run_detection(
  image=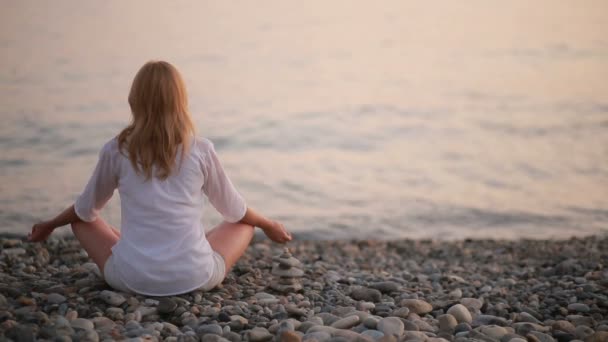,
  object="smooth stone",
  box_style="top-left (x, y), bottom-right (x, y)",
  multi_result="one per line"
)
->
top-left (370, 282), bottom-right (400, 293)
top-left (472, 315), bottom-right (509, 327)
top-left (449, 288), bottom-right (463, 299)
top-left (351, 288), bottom-right (383, 303)
top-left (47, 293), bottom-right (67, 304)
top-left (574, 326), bottom-right (595, 340)
top-left (567, 304), bottom-right (590, 313)
top-left (460, 298), bottom-right (483, 311)
top-left (71, 318), bottom-right (94, 330)
top-left (508, 338), bottom-right (527, 342)
top-left (91, 316), bottom-right (115, 330)
top-left (317, 313), bottom-right (341, 326)
top-left (447, 304), bottom-right (472, 324)
top-left (527, 331), bottom-right (555, 342)
top-left (278, 257), bottom-right (303, 268)
top-left (197, 324), bottom-right (223, 336)
top-left (391, 307), bottom-right (410, 318)
top-left (585, 332), bottom-right (608, 342)
top-left (2, 248), bottom-right (26, 256)
top-left (303, 331), bottom-right (332, 342)
top-left (279, 330), bottom-right (303, 342)
top-left (331, 315), bottom-right (360, 329)
top-left (364, 317), bottom-right (379, 329)
top-left (201, 335), bottom-right (229, 342)
top-left (333, 329), bottom-right (373, 341)
top-left (403, 331), bottom-right (429, 341)
top-left (553, 320), bottom-right (576, 334)
top-left (400, 299), bottom-right (432, 315)
top-left (230, 315), bottom-right (248, 325)
top-left (377, 317), bottom-right (404, 337)
top-left (468, 329), bottom-right (500, 342)
top-left (403, 320), bottom-right (419, 332)
top-left (99, 290), bottom-right (126, 306)
top-left (157, 298), bottom-right (178, 314)
top-left (438, 314), bottom-right (458, 332)
top-left (478, 325), bottom-right (509, 339)
top-left (454, 323), bottom-right (472, 334)
top-left (516, 312), bottom-right (540, 324)
top-left (513, 323), bottom-right (550, 334)
top-left (272, 267), bottom-right (304, 277)
top-left (279, 320), bottom-right (296, 332)
top-left (248, 327), bottom-right (273, 342)
top-left (362, 330), bottom-right (385, 340)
